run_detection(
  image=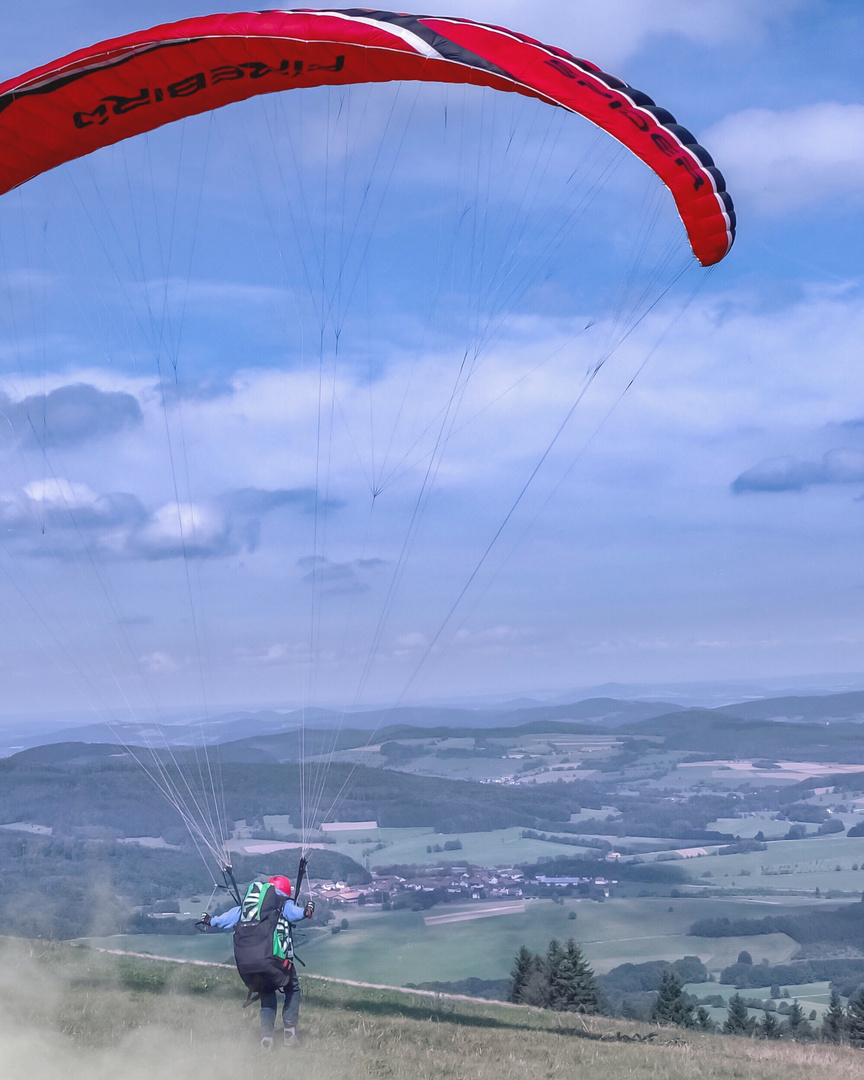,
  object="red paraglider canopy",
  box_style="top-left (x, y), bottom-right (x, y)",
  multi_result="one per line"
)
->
top-left (0, 9), bottom-right (735, 265)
